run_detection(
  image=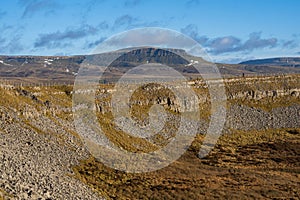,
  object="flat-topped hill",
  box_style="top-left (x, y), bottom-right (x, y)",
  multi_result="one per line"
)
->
top-left (1, 48), bottom-right (300, 84)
